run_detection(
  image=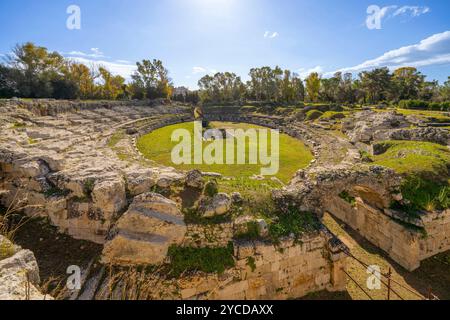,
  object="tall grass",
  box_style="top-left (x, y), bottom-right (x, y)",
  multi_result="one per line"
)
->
top-left (0, 190), bottom-right (36, 241)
